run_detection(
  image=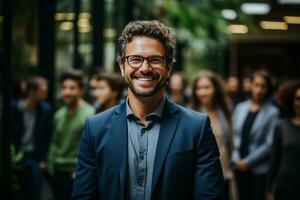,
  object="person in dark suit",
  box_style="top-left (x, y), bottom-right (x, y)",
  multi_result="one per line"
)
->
top-left (12, 76), bottom-right (52, 200)
top-left (72, 20), bottom-right (224, 200)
